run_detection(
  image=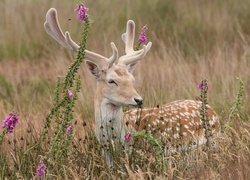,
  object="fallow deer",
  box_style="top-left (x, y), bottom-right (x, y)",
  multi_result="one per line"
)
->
top-left (44, 8), bottom-right (220, 165)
